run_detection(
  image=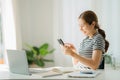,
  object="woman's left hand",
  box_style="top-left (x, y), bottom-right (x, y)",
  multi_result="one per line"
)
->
top-left (61, 43), bottom-right (75, 56)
